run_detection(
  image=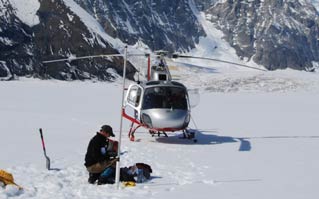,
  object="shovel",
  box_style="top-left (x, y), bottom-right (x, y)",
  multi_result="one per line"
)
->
top-left (39, 128), bottom-right (51, 170)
